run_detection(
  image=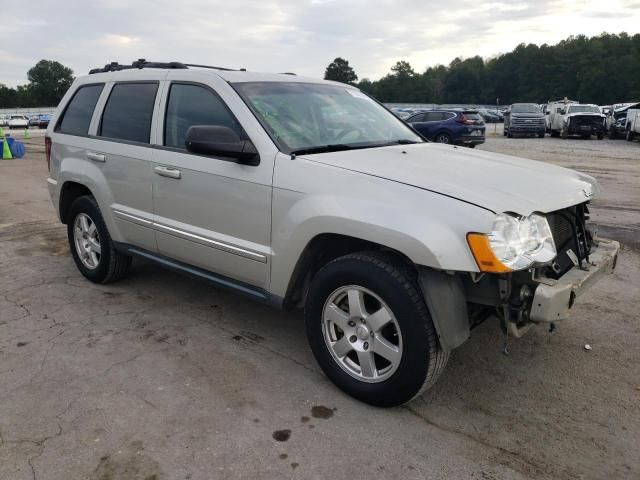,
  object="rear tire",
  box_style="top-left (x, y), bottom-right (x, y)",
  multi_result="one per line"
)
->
top-left (67, 195), bottom-right (132, 284)
top-left (305, 252), bottom-right (449, 407)
top-left (434, 132), bottom-right (452, 144)
top-left (626, 130), bottom-right (634, 141)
